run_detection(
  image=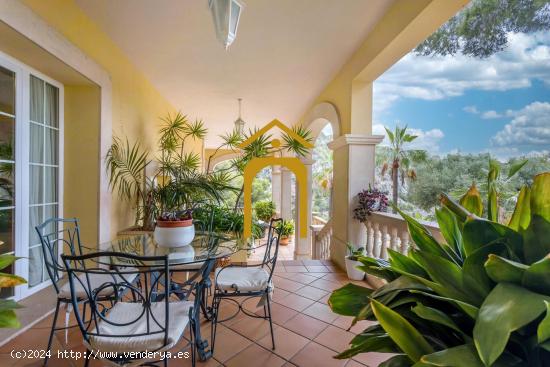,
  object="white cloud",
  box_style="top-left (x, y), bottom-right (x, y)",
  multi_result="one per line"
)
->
top-left (481, 110), bottom-right (503, 119)
top-left (491, 101), bottom-right (550, 151)
top-left (374, 32), bottom-right (550, 113)
top-left (373, 123), bottom-right (445, 154)
top-left (463, 105), bottom-right (479, 114)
